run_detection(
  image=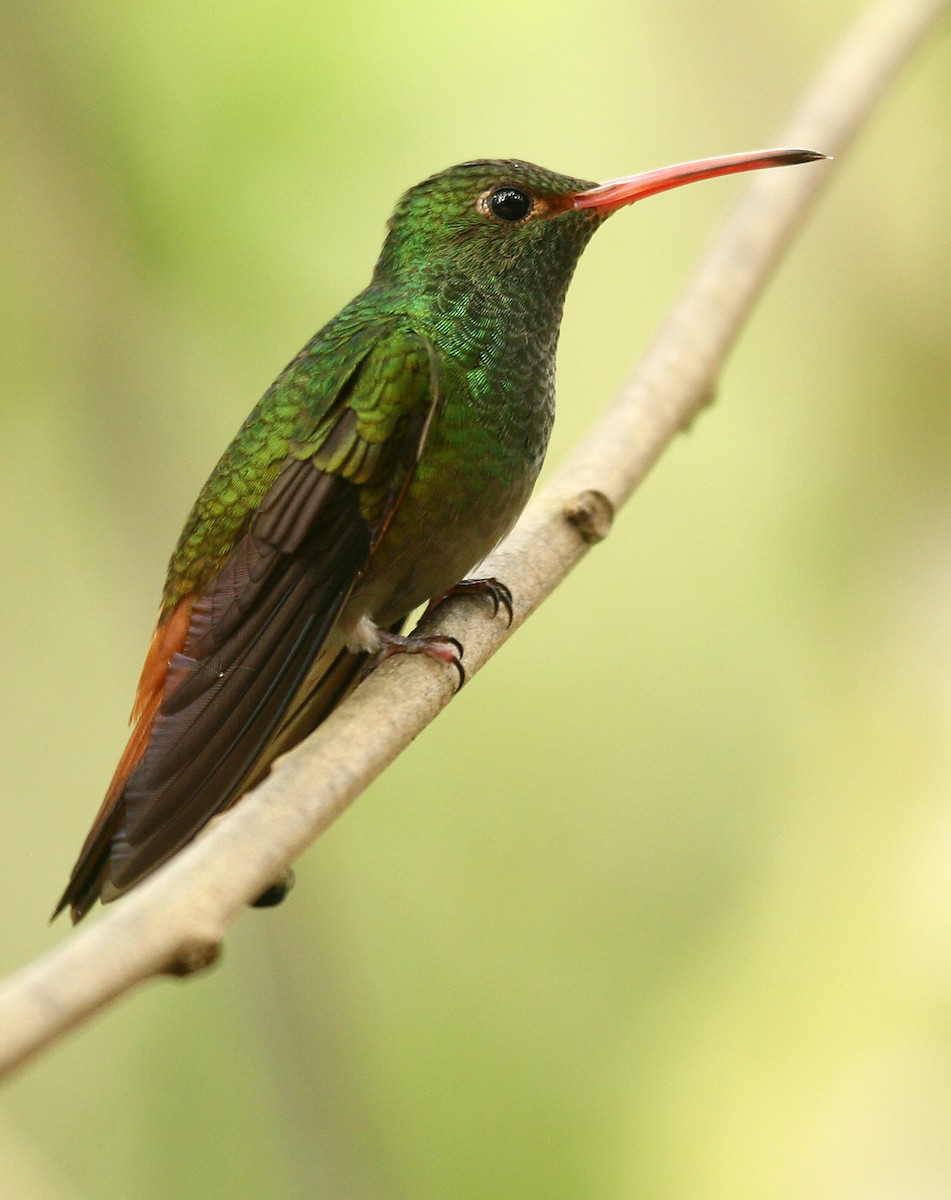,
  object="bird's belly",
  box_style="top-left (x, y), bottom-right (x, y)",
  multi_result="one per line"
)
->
top-left (347, 451), bottom-right (536, 630)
